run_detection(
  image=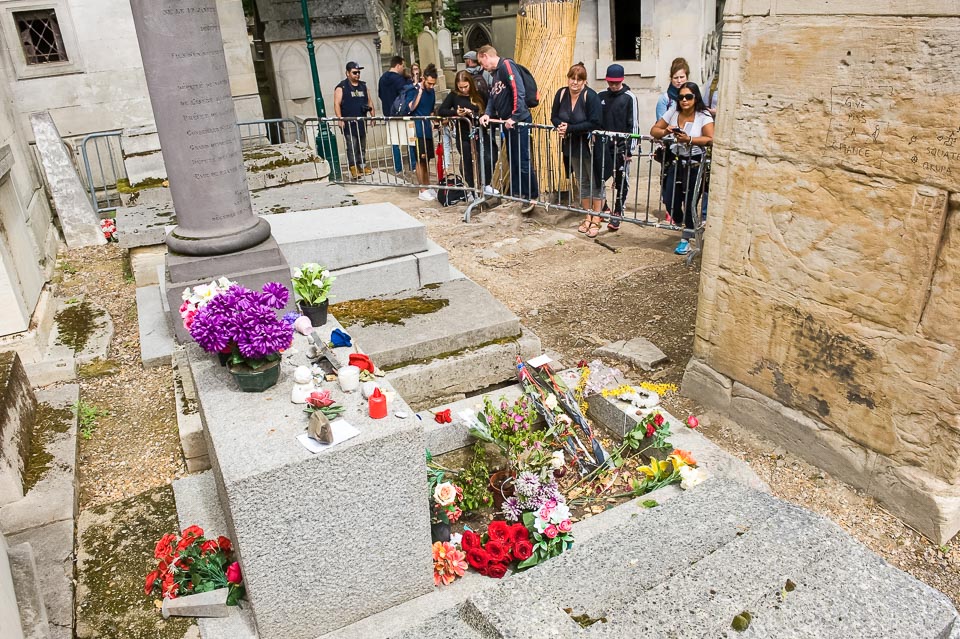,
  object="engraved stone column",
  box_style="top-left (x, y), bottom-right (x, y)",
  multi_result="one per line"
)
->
top-left (129, 0), bottom-right (270, 256)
